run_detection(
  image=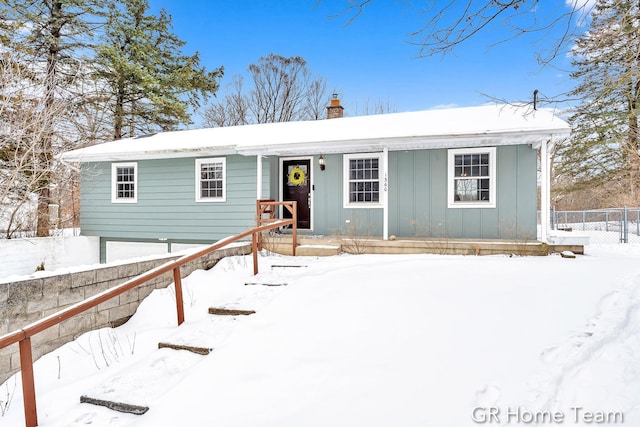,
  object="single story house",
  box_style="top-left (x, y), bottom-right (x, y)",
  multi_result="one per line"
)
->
top-left (61, 102), bottom-right (570, 261)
